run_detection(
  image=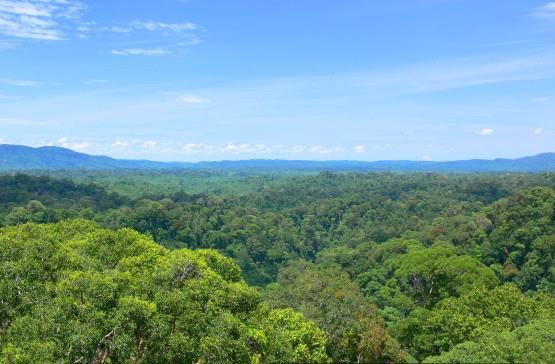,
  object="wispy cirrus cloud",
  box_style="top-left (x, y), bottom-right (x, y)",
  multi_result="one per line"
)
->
top-left (0, 1), bottom-right (202, 53)
top-left (76, 23), bottom-right (131, 36)
top-left (0, 94), bottom-right (17, 99)
top-left (371, 55), bottom-right (555, 94)
top-left (176, 94), bottom-right (211, 104)
top-left (83, 78), bottom-right (109, 85)
top-left (532, 2), bottom-right (555, 19)
top-left (78, 20), bottom-right (199, 37)
top-left (0, 39), bottom-right (16, 49)
top-left (0, 77), bottom-right (41, 86)
top-left (111, 47), bottom-right (171, 56)
top-left (209, 51), bottom-right (555, 101)
top-left (78, 19), bottom-right (202, 50)
top-left (132, 21), bottom-right (198, 33)
top-left (104, 20), bottom-right (202, 56)
top-left (0, 0), bottom-right (84, 40)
